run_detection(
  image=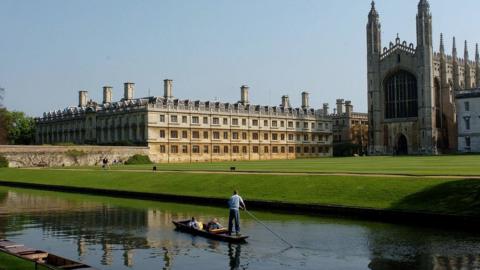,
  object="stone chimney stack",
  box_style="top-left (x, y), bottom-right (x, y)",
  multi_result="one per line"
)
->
top-left (164, 79), bottom-right (173, 99)
top-left (345, 100), bottom-right (353, 116)
top-left (301, 92), bottom-right (310, 109)
top-left (323, 103), bottom-right (329, 116)
top-left (78, 90), bottom-right (88, 107)
top-left (123, 82), bottom-right (134, 100)
top-left (103, 86), bottom-right (113, 104)
top-left (281, 95), bottom-right (290, 108)
top-left (240, 85), bottom-right (249, 105)
top-left (336, 99), bottom-right (344, 115)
